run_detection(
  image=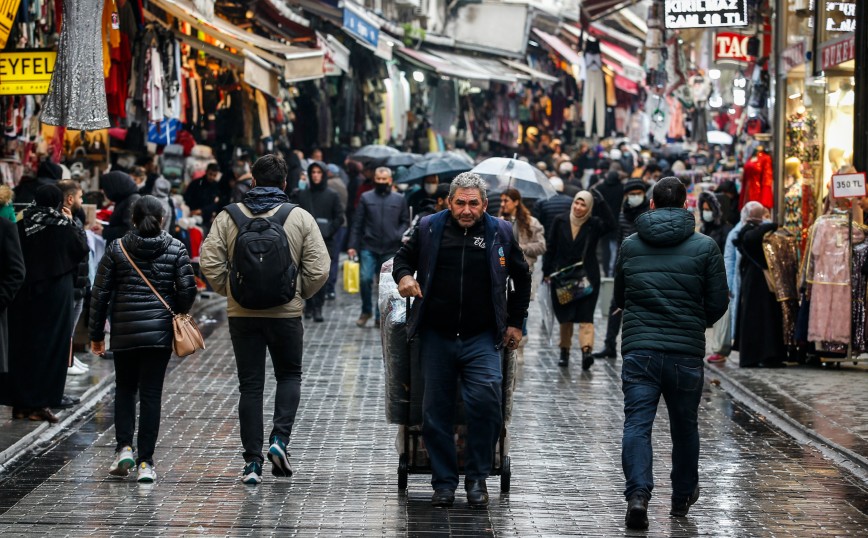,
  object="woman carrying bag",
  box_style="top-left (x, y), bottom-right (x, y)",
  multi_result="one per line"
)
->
top-left (543, 190), bottom-right (615, 370)
top-left (90, 196), bottom-right (197, 483)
